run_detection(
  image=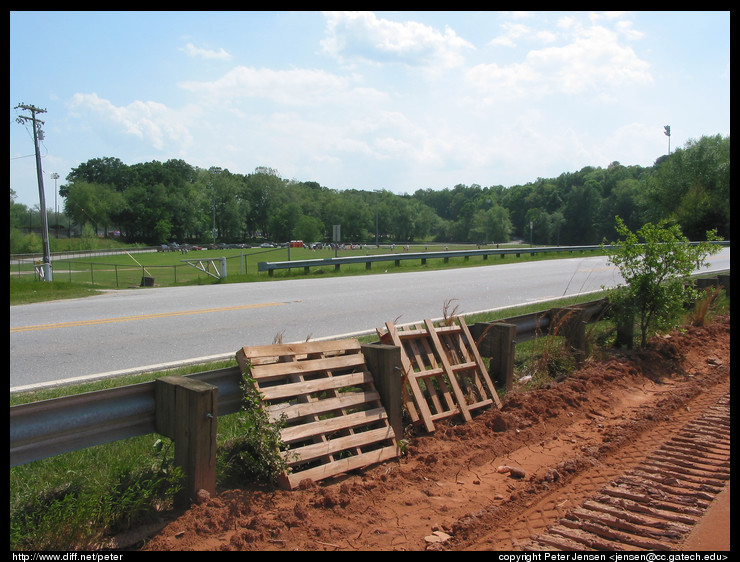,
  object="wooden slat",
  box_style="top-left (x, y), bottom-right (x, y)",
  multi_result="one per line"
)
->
top-left (255, 372), bottom-right (372, 401)
top-left (280, 407), bottom-right (390, 443)
top-left (459, 316), bottom-right (502, 408)
top-left (237, 339), bottom-right (362, 361)
top-left (282, 446), bottom-right (399, 490)
top-left (383, 322), bottom-right (432, 431)
top-left (424, 318), bottom-right (472, 422)
top-left (266, 390), bottom-right (380, 423)
top-left (249, 354), bottom-right (367, 380)
top-left (283, 426), bottom-right (395, 464)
